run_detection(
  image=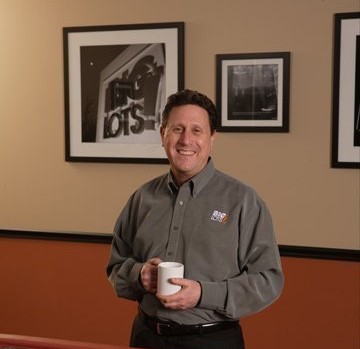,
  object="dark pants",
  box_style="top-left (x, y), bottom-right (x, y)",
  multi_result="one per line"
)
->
top-left (129, 314), bottom-right (245, 349)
